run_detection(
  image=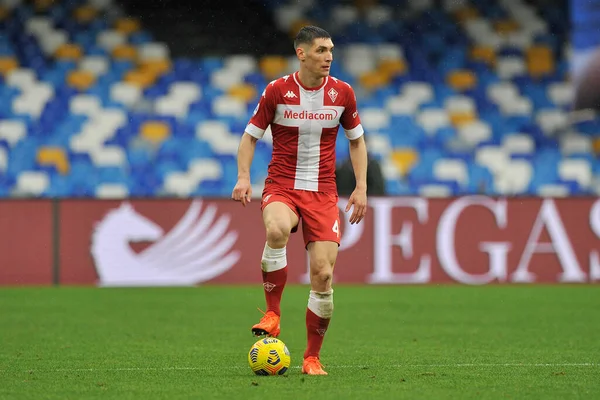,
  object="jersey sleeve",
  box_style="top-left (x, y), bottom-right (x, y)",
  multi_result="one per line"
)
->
top-left (245, 82), bottom-right (277, 139)
top-left (340, 84), bottom-right (364, 140)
